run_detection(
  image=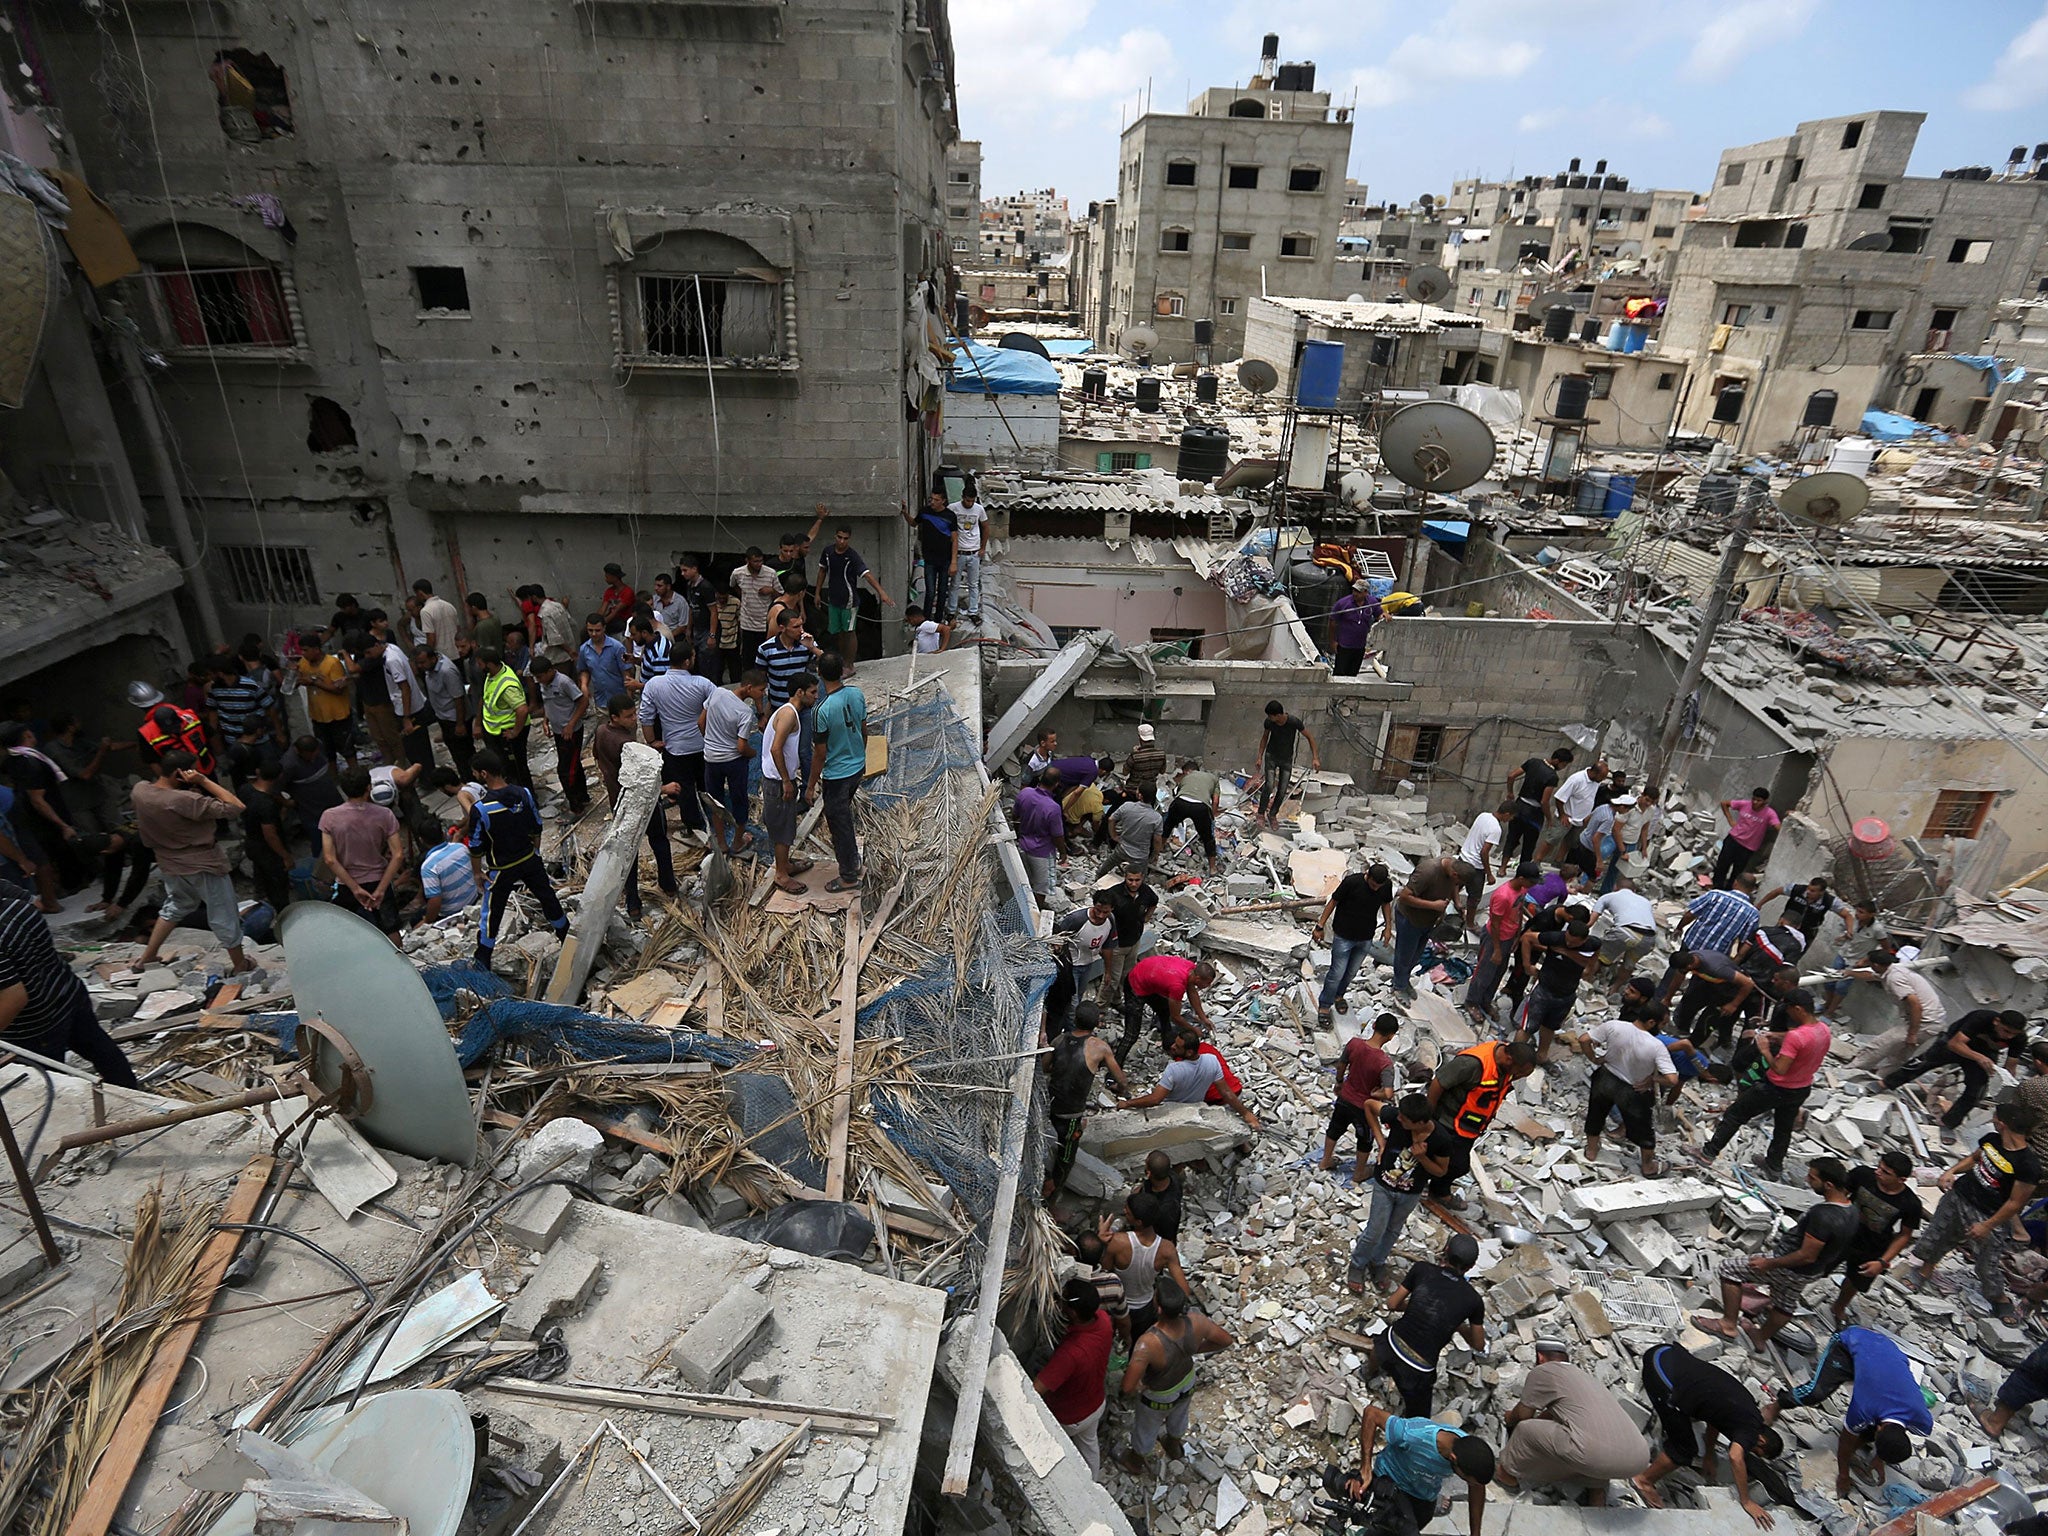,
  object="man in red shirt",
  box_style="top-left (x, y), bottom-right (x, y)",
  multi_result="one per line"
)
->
top-left (1713, 787), bottom-right (1780, 889)
top-left (1118, 953), bottom-right (1217, 1061)
top-left (1690, 988), bottom-right (1832, 1179)
top-left (1321, 1013), bottom-right (1401, 1180)
top-left (598, 562), bottom-right (636, 635)
top-left (1036, 1277), bottom-right (1115, 1476)
top-left (1465, 862), bottom-right (1537, 1026)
